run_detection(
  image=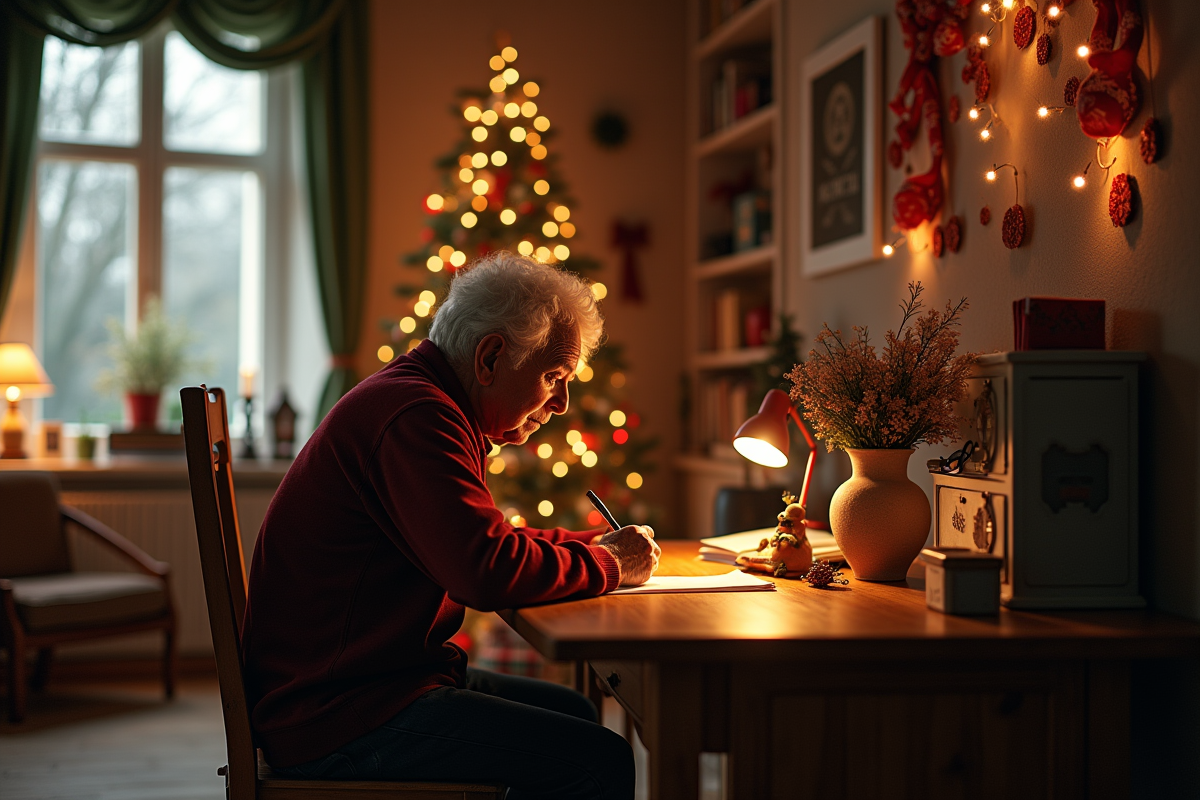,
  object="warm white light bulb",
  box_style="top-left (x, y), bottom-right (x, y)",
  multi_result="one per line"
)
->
top-left (968, 107), bottom-right (981, 120)
top-left (981, 2), bottom-right (991, 13)
top-left (1002, 0), bottom-right (1014, 9)
top-left (1038, 106), bottom-right (1049, 118)
top-left (986, 169), bottom-right (998, 181)
top-left (882, 244), bottom-right (894, 257)
top-left (1048, 4), bottom-right (1061, 18)
top-left (1077, 44), bottom-right (1091, 58)
top-left (979, 34), bottom-right (990, 47)
top-left (1073, 175), bottom-right (1087, 189)
top-left (980, 127), bottom-right (992, 141)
